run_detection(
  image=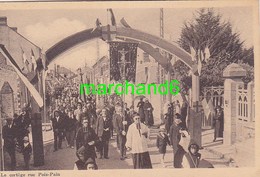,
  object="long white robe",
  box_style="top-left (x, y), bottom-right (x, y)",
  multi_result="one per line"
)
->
top-left (126, 123), bottom-right (149, 154)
